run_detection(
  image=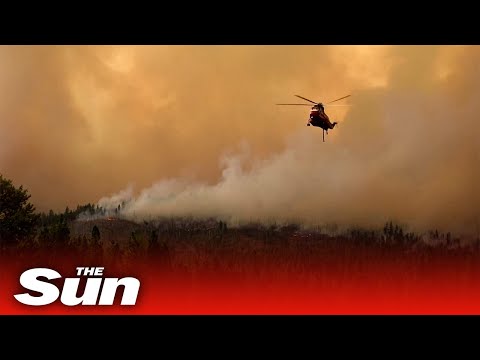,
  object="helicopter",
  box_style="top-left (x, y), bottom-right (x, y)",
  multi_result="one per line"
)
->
top-left (277, 94), bottom-right (351, 142)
